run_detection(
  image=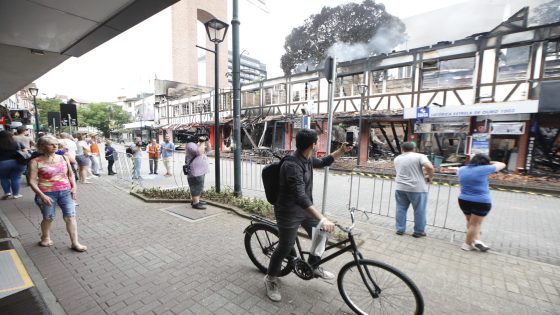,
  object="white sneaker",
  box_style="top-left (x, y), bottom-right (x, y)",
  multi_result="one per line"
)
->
top-left (12, 194), bottom-right (23, 199)
top-left (1, 193), bottom-right (12, 200)
top-left (264, 275), bottom-right (281, 302)
top-left (313, 267), bottom-right (335, 280)
top-left (461, 243), bottom-right (475, 251)
top-left (472, 240), bottom-right (490, 252)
